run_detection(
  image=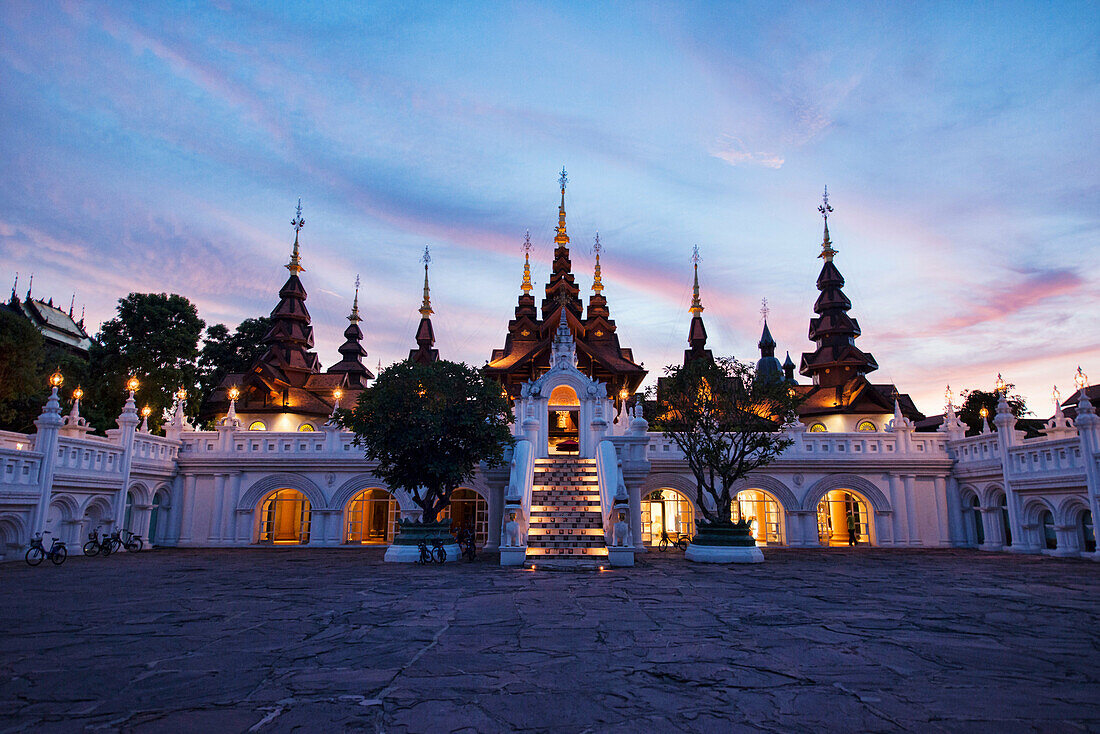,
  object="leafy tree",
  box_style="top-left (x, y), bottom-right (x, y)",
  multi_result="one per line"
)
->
top-left (197, 316), bottom-right (272, 407)
top-left (86, 293), bottom-right (205, 433)
top-left (959, 386), bottom-right (1028, 436)
top-left (338, 360), bottom-right (513, 523)
top-left (0, 308), bottom-right (46, 431)
top-left (650, 356), bottom-right (802, 526)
